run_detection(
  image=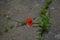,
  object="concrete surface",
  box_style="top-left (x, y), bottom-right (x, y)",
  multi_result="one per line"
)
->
top-left (0, 0), bottom-right (60, 40)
